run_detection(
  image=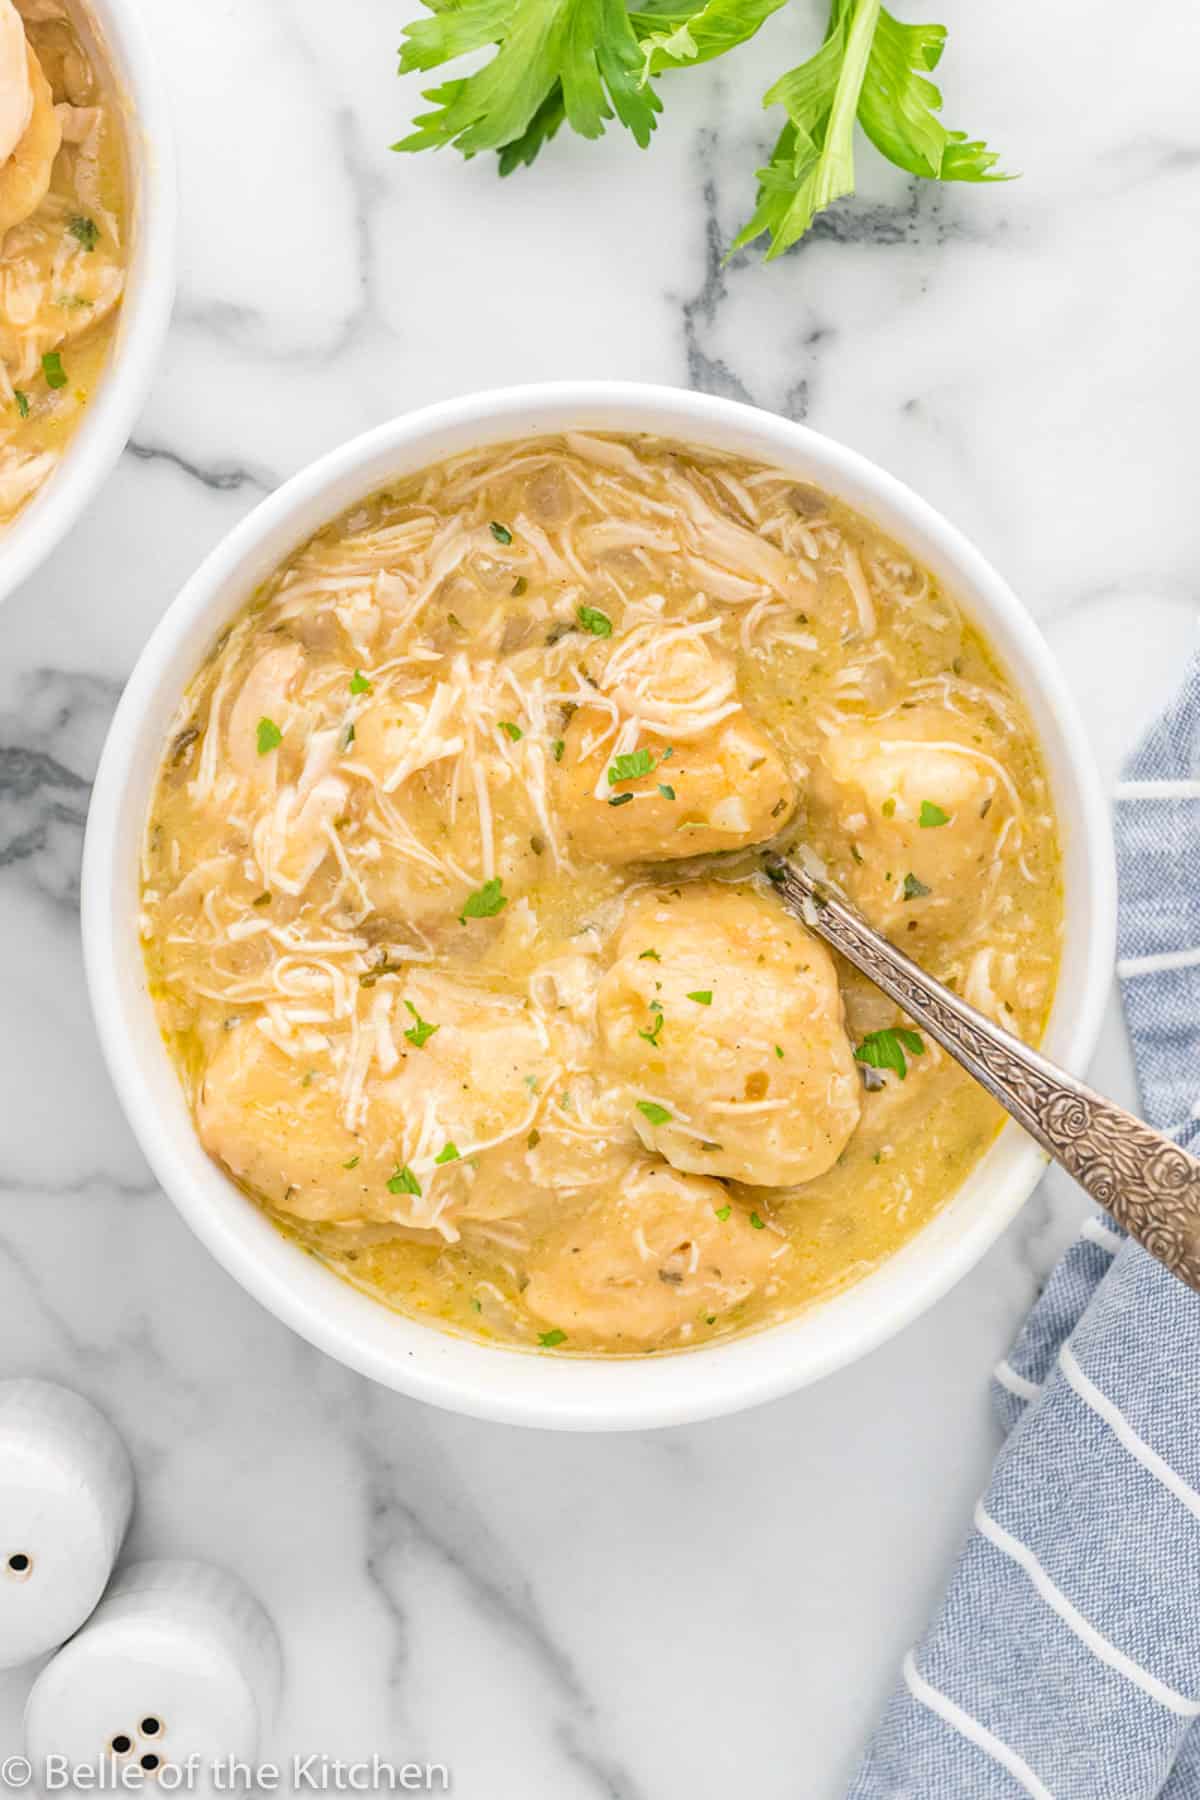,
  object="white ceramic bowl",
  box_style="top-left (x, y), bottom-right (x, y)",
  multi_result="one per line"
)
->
top-left (0, 0), bottom-right (175, 604)
top-left (81, 383), bottom-right (1116, 1431)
